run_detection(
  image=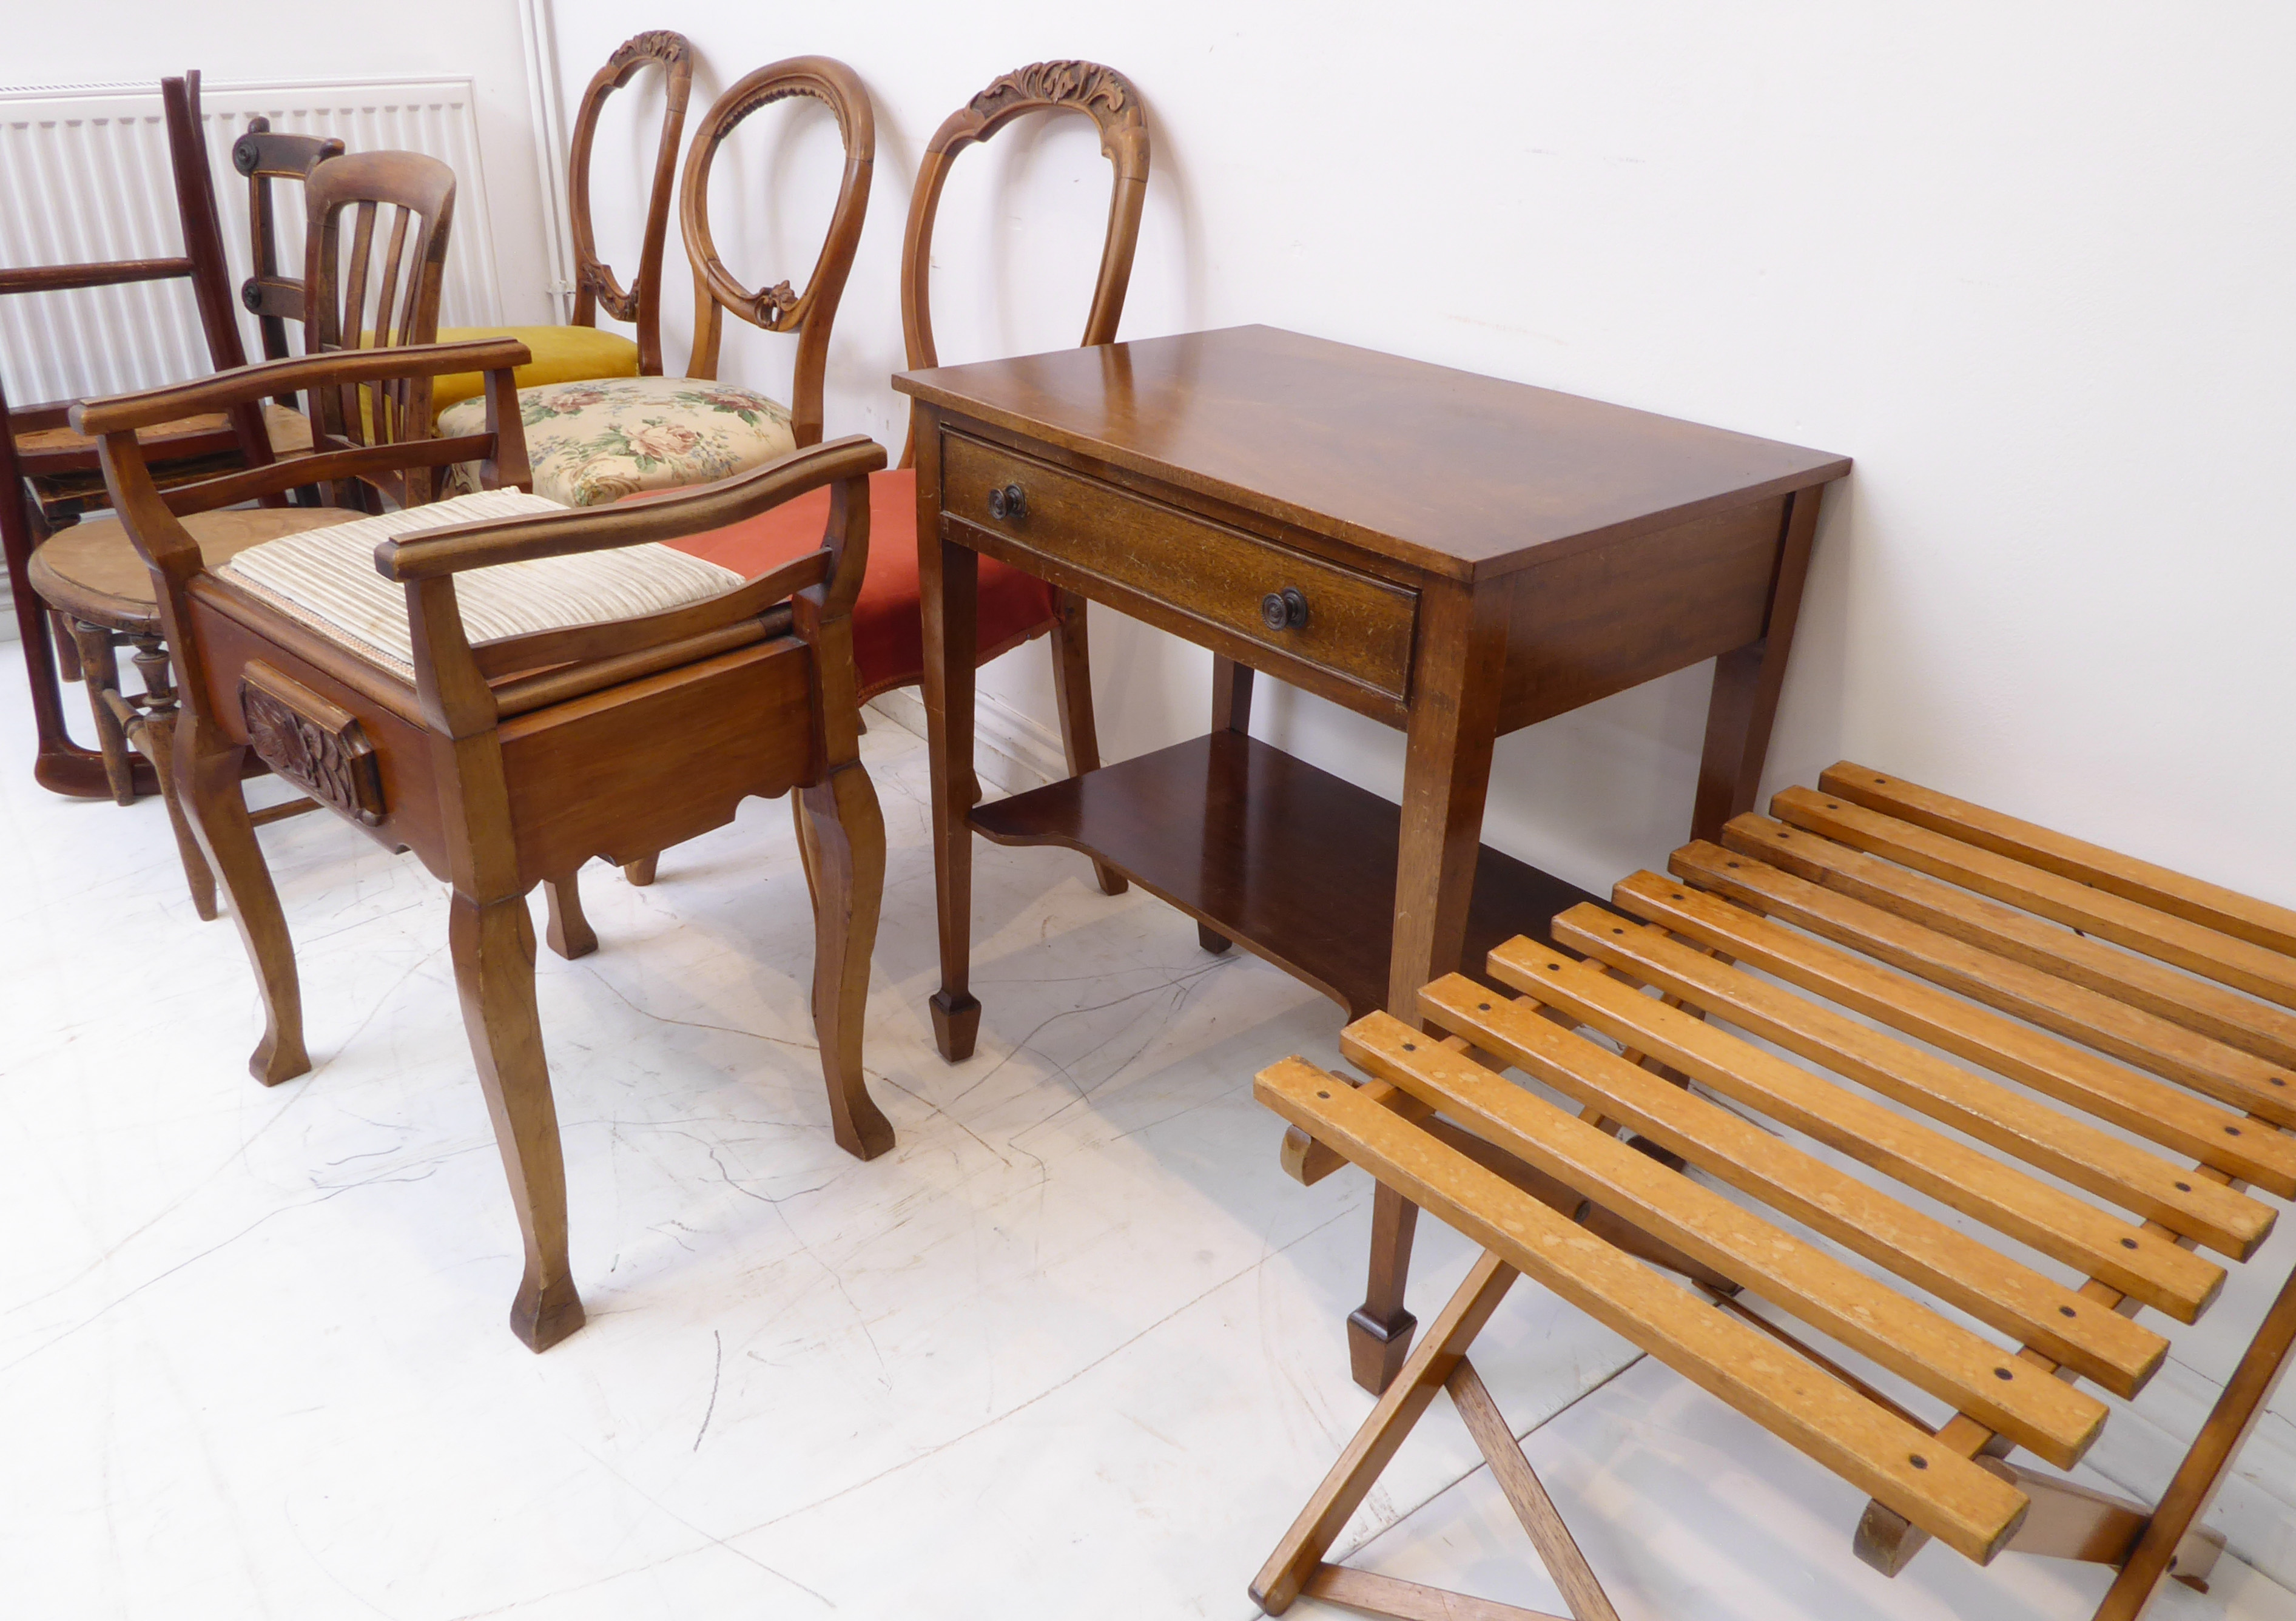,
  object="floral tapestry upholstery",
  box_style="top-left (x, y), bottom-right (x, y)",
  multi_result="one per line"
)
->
top-left (437, 376), bottom-right (798, 508)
